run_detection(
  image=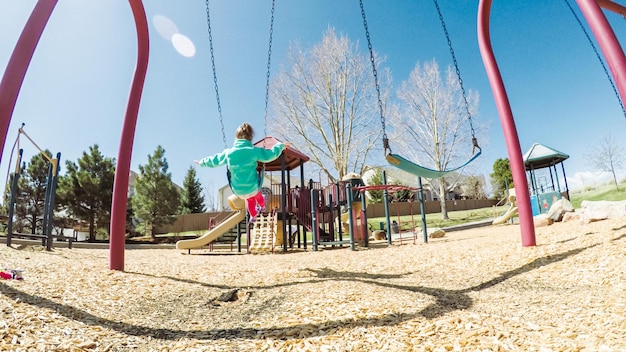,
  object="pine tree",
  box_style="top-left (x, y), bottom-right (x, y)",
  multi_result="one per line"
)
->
top-left (57, 145), bottom-right (115, 242)
top-left (15, 152), bottom-right (50, 234)
top-left (132, 146), bottom-right (180, 237)
top-left (181, 166), bottom-right (206, 214)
